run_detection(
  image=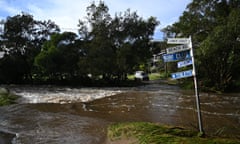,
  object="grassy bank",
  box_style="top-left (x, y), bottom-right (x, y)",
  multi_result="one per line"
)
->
top-left (0, 88), bottom-right (18, 106)
top-left (128, 72), bottom-right (163, 81)
top-left (107, 122), bottom-right (240, 144)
